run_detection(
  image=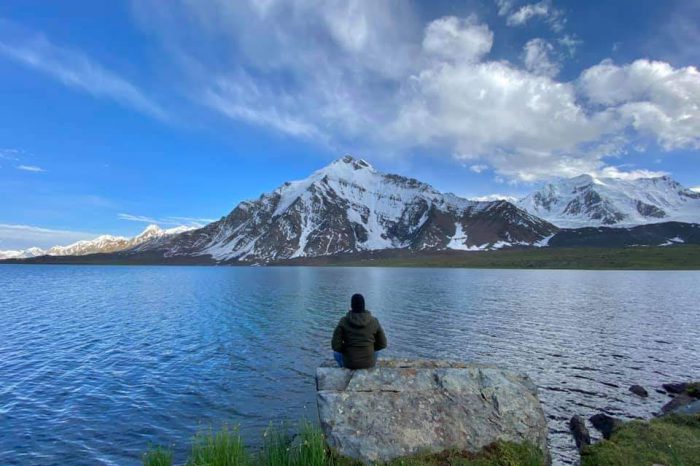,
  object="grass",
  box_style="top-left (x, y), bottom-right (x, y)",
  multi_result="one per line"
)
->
top-left (143, 421), bottom-right (546, 466)
top-left (5, 245), bottom-right (700, 270)
top-left (277, 245), bottom-right (700, 270)
top-left (188, 425), bottom-right (249, 466)
top-left (686, 382), bottom-right (700, 398)
top-left (143, 446), bottom-right (174, 466)
top-left (581, 414), bottom-right (700, 466)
